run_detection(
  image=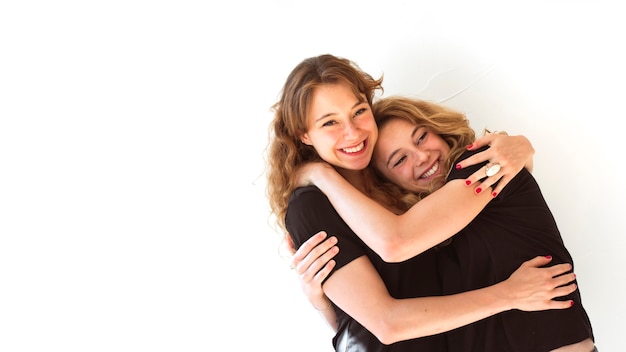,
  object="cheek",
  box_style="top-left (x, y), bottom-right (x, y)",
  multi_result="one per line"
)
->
top-left (369, 120), bottom-right (379, 134)
top-left (398, 170), bottom-right (414, 185)
top-left (434, 137), bottom-right (450, 154)
top-left (311, 131), bottom-right (337, 149)
top-left (383, 170), bottom-right (406, 186)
